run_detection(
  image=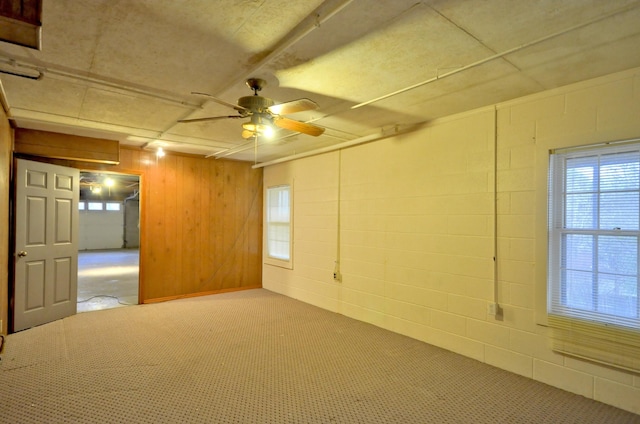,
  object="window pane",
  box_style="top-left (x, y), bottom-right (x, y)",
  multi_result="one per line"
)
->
top-left (598, 236), bottom-right (637, 276)
top-left (106, 202), bottom-right (121, 211)
top-left (88, 202), bottom-right (103, 211)
top-left (600, 152), bottom-right (639, 191)
top-left (566, 157), bottom-right (596, 193)
top-left (268, 223), bottom-right (290, 245)
top-left (268, 188), bottom-right (289, 222)
top-left (562, 270), bottom-right (593, 310)
top-left (78, 202), bottom-right (85, 210)
top-left (268, 241), bottom-right (290, 260)
top-left (600, 192), bottom-right (639, 230)
top-left (597, 274), bottom-right (638, 318)
top-left (565, 193), bottom-right (596, 229)
top-left (562, 234), bottom-right (593, 271)
top-left (266, 185), bottom-right (291, 261)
